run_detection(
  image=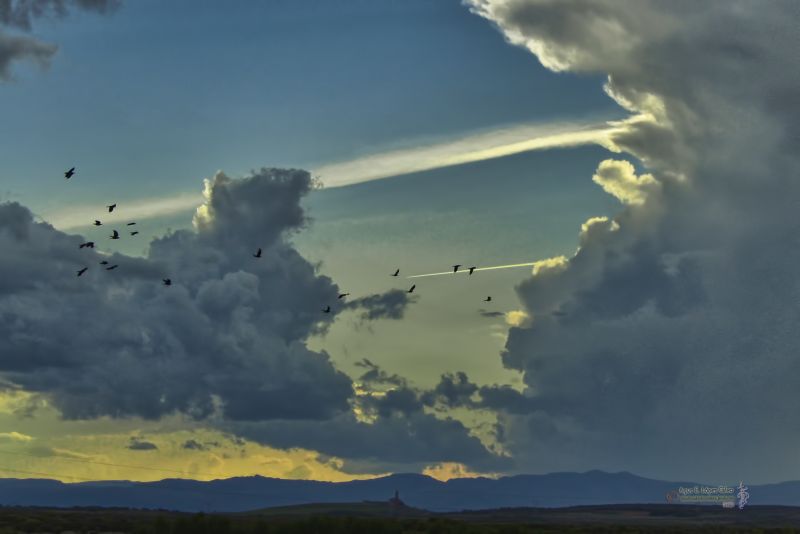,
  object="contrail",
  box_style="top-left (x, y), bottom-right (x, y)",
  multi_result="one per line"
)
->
top-left (407, 262), bottom-right (537, 279)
